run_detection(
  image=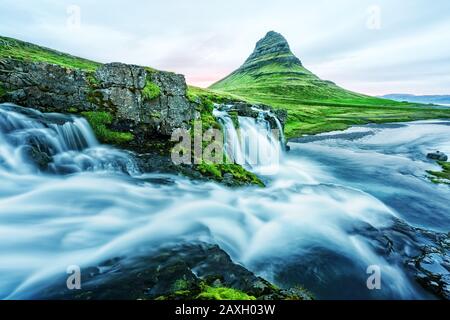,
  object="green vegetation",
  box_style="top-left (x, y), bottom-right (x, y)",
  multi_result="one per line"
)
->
top-left (196, 286), bottom-right (256, 300)
top-left (427, 161), bottom-right (450, 185)
top-left (188, 95), bottom-right (264, 187)
top-left (187, 85), bottom-right (244, 104)
top-left (81, 111), bottom-right (134, 145)
top-left (86, 72), bottom-right (101, 88)
top-left (0, 36), bottom-right (100, 71)
top-left (0, 85), bottom-right (7, 98)
top-left (209, 33), bottom-right (450, 139)
top-left (142, 80), bottom-right (161, 101)
top-left (197, 163), bottom-right (264, 187)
